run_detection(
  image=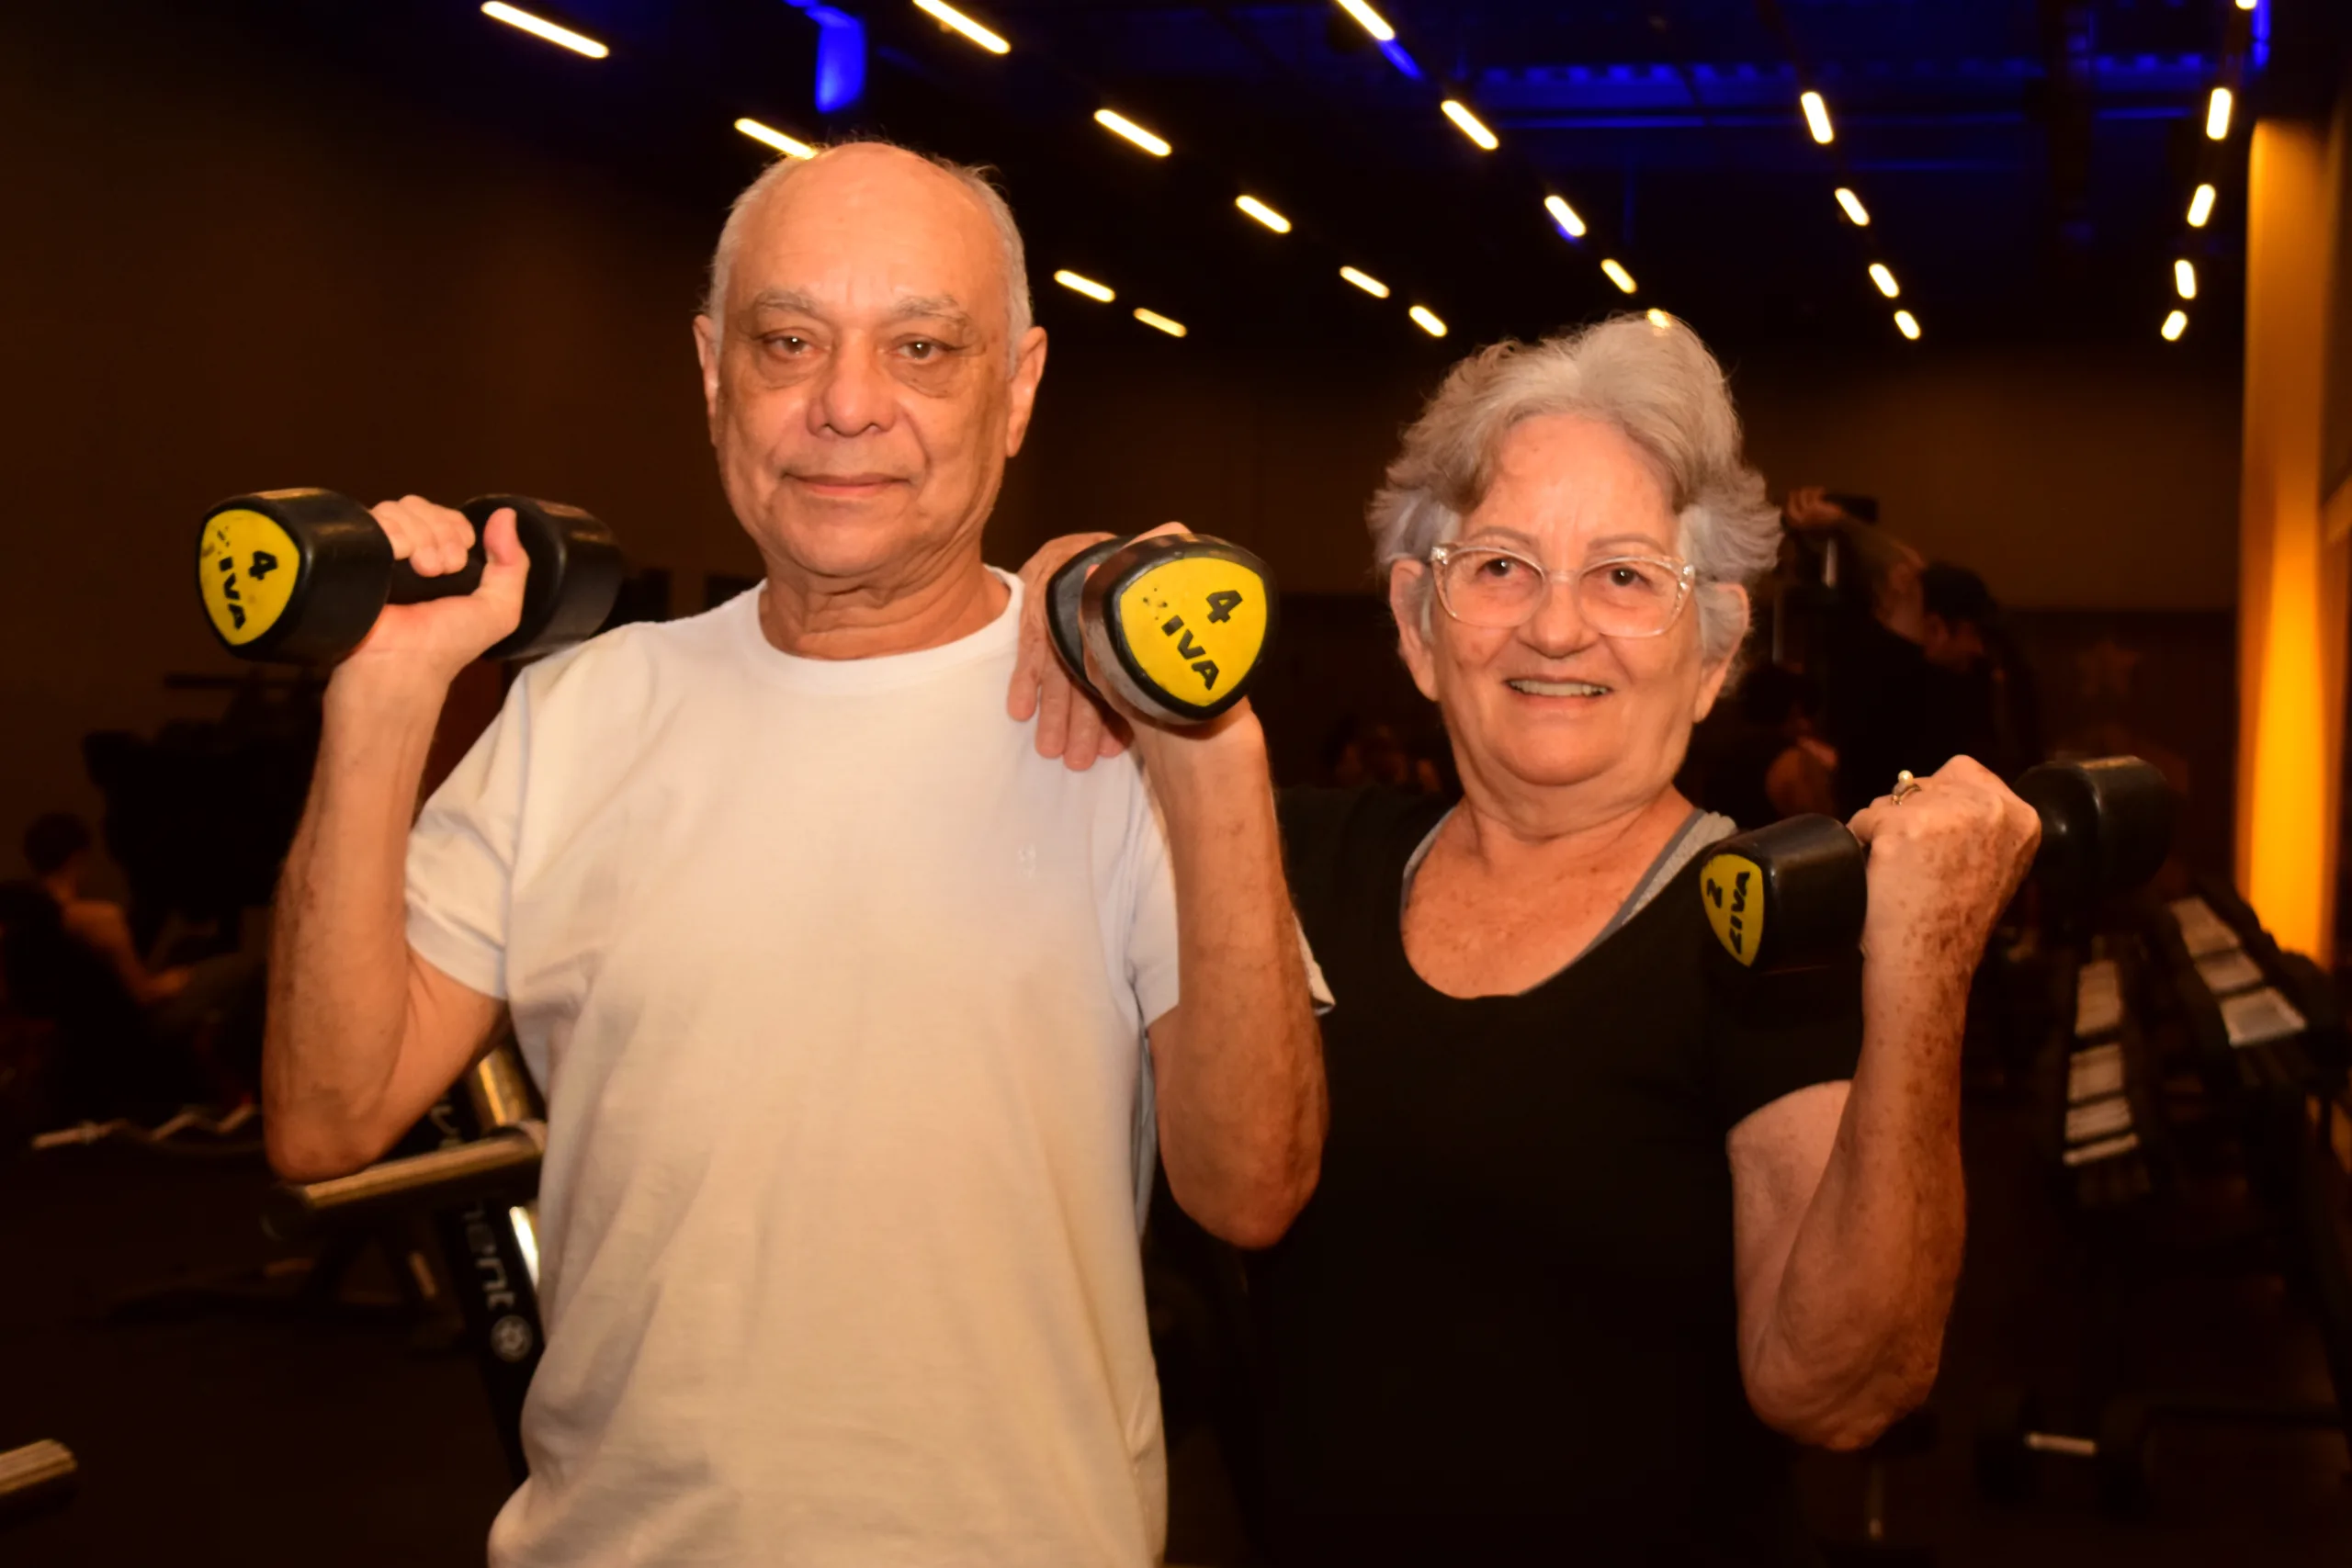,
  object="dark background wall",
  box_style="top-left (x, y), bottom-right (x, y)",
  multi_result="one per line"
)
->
top-left (0, 2), bottom-right (2243, 885)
